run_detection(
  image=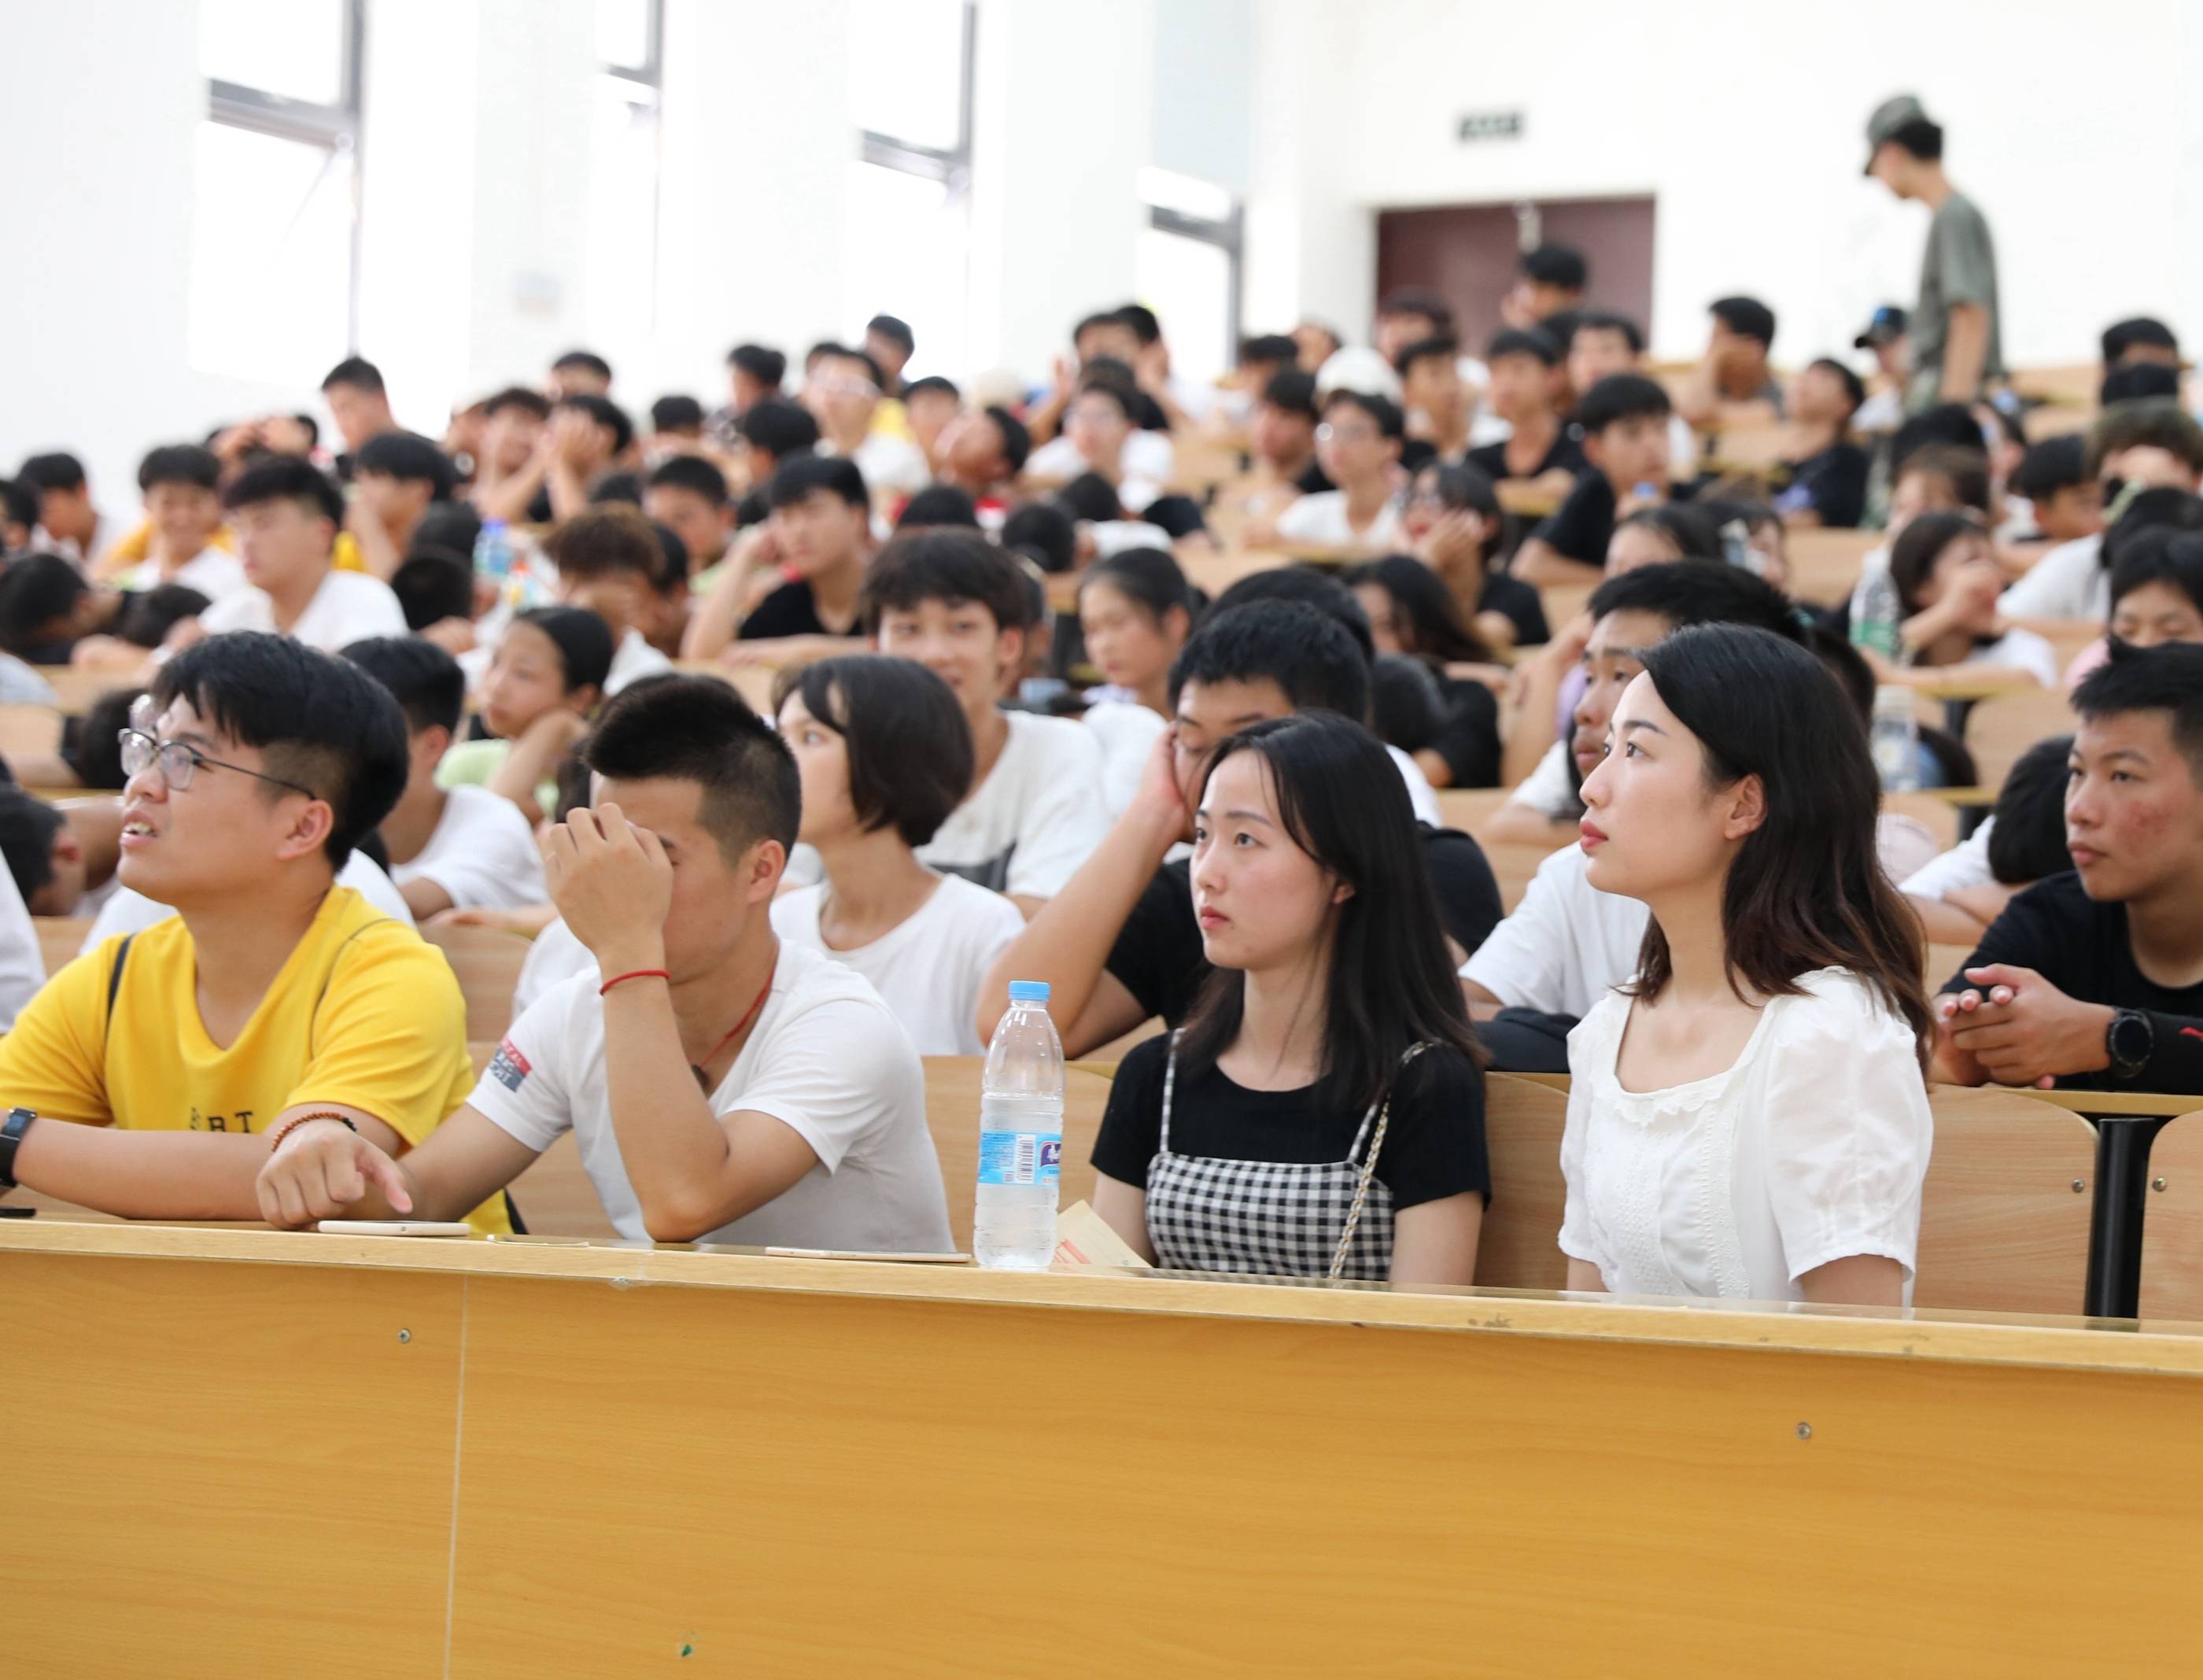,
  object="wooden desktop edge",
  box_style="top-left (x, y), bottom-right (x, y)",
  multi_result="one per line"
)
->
top-left (6, 1216), bottom-right (2203, 1380)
